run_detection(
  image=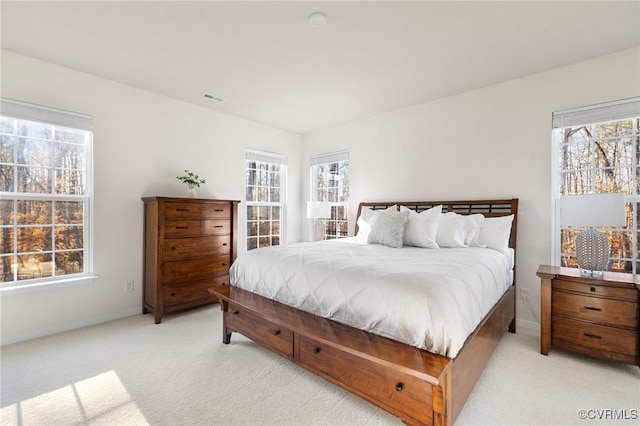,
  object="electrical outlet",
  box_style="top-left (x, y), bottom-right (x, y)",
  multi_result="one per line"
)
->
top-left (125, 280), bottom-right (134, 292)
top-left (520, 287), bottom-right (530, 300)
